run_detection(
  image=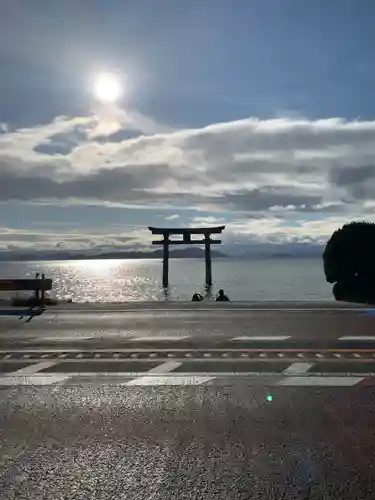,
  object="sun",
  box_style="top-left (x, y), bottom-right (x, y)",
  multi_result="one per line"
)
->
top-left (93, 72), bottom-right (123, 103)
